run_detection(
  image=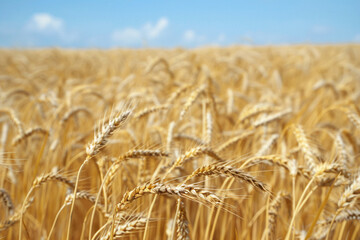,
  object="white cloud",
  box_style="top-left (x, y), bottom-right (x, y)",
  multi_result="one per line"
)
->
top-left (354, 34), bottom-right (360, 42)
top-left (112, 17), bottom-right (169, 45)
top-left (24, 13), bottom-right (77, 45)
top-left (182, 30), bottom-right (207, 46)
top-left (27, 13), bottom-right (63, 33)
top-left (143, 17), bottom-right (168, 39)
top-left (183, 30), bottom-right (226, 46)
top-left (183, 30), bottom-right (196, 42)
top-left (112, 28), bottom-right (142, 45)
top-left (311, 25), bottom-right (330, 35)
top-left (217, 34), bottom-right (226, 43)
